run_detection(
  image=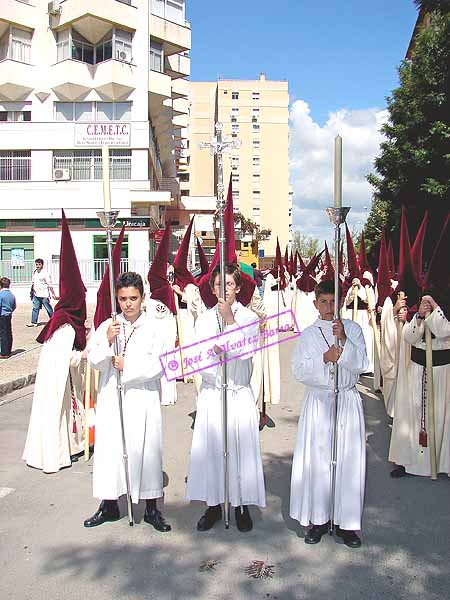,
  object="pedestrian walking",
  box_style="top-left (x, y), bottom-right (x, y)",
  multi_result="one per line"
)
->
top-left (27, 258), bottom-right (57, 327)
top-left (0, 277), bottom-right (16, 358)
